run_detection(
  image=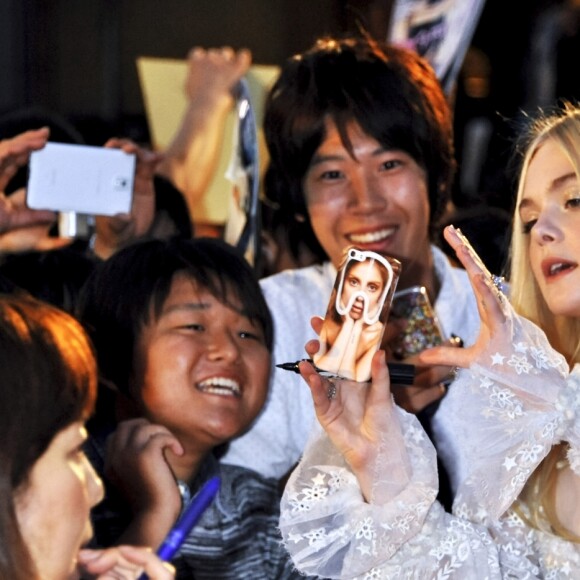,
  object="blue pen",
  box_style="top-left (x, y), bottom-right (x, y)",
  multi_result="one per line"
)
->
top-left (137, 476), bottom-right (221, 580)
